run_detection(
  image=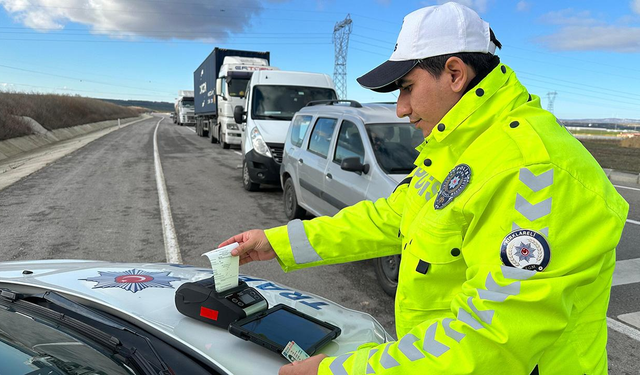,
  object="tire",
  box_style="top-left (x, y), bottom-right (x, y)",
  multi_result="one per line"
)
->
top-left (283, 178), bottom-right (306, 220)
top-left (242, 159), bottom-right (260, 192)
top-left (374, 255), bottom-right (400, 296)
